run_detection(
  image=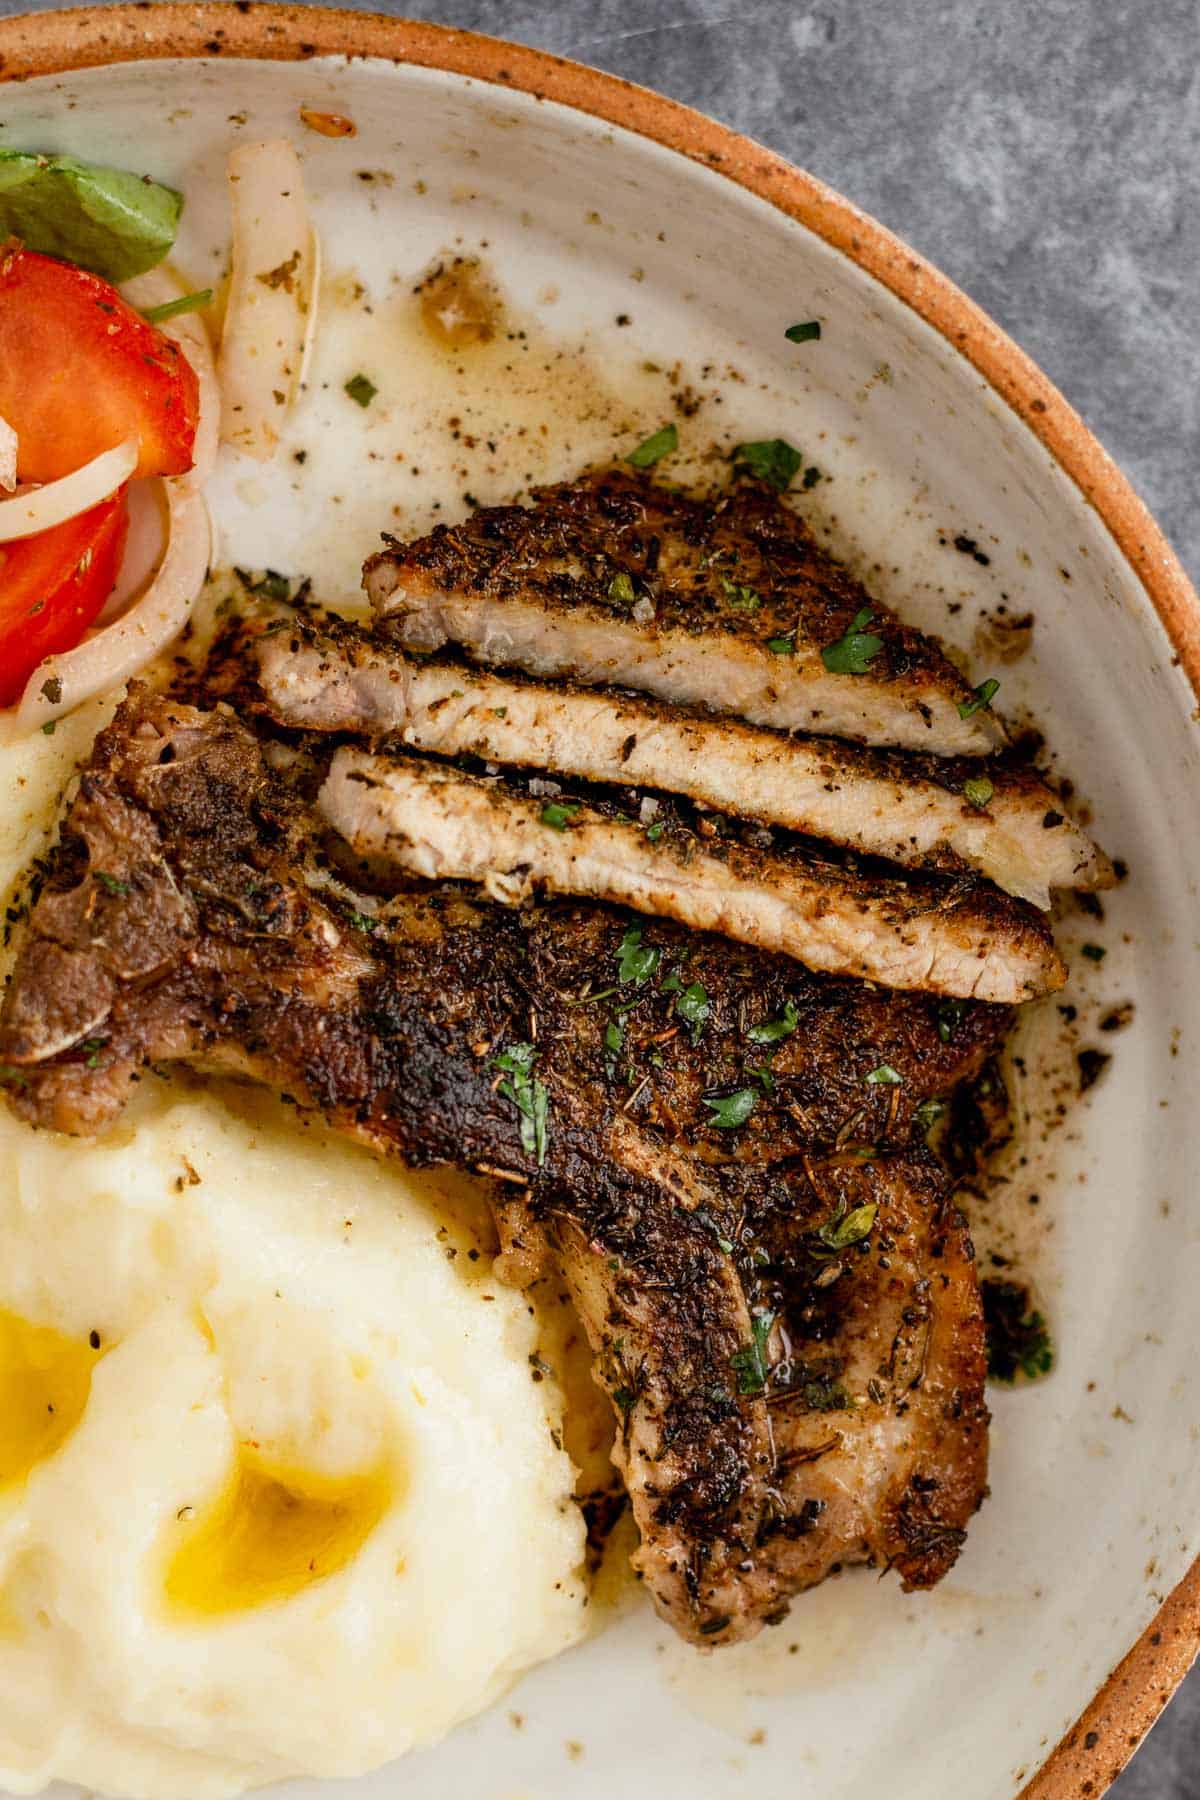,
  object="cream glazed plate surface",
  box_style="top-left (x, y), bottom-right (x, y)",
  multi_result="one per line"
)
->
top-left (4, 30), bottom-right (1200, 1800)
